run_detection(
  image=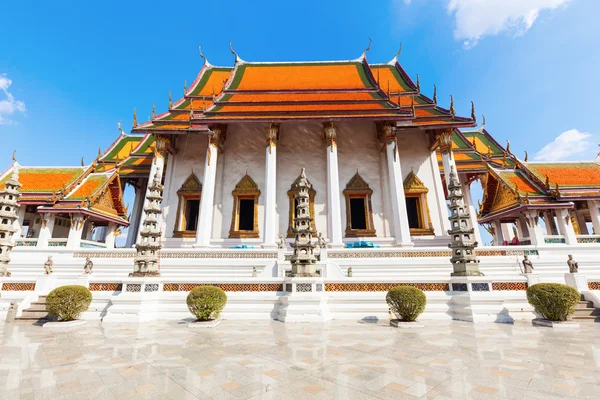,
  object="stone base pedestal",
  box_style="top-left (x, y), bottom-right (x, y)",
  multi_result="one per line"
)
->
top-left (564, 273), bottom-right (588, 292)
top-left (390, 319), bottom-right (423, 328)
top-left (129, 271), bottom-right (161, 278)
top-left (451, 262), bottom-right (484, 277)
top-left (291, 263), bottom-right (319, 277)
top-left (532, 318), bottom-right (580, 329)
top-left (43, 320), bottom-right (87, 329)
top-left (276, 277), bottom-right (330, 322)
top-left (522, 273), bottom-right (540, 287)
top-left (450, 277), bottom-right (513, 323)
top-left (102, 279), bottom-right (161, 322)
top-left (188, 319), bottom-right (222, 329)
